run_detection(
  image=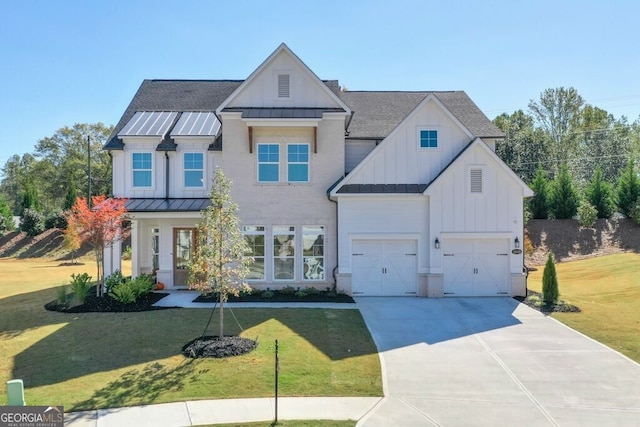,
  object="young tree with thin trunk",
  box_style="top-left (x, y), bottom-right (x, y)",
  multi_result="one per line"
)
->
top-left (188, 168), bottom-right (252, 338)
top-left (66, 195), bottom-right (128, 296)
top-left (542, 252), bottom-right (560, 304)
top-left (62, 221), bottom-right (81, 265)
